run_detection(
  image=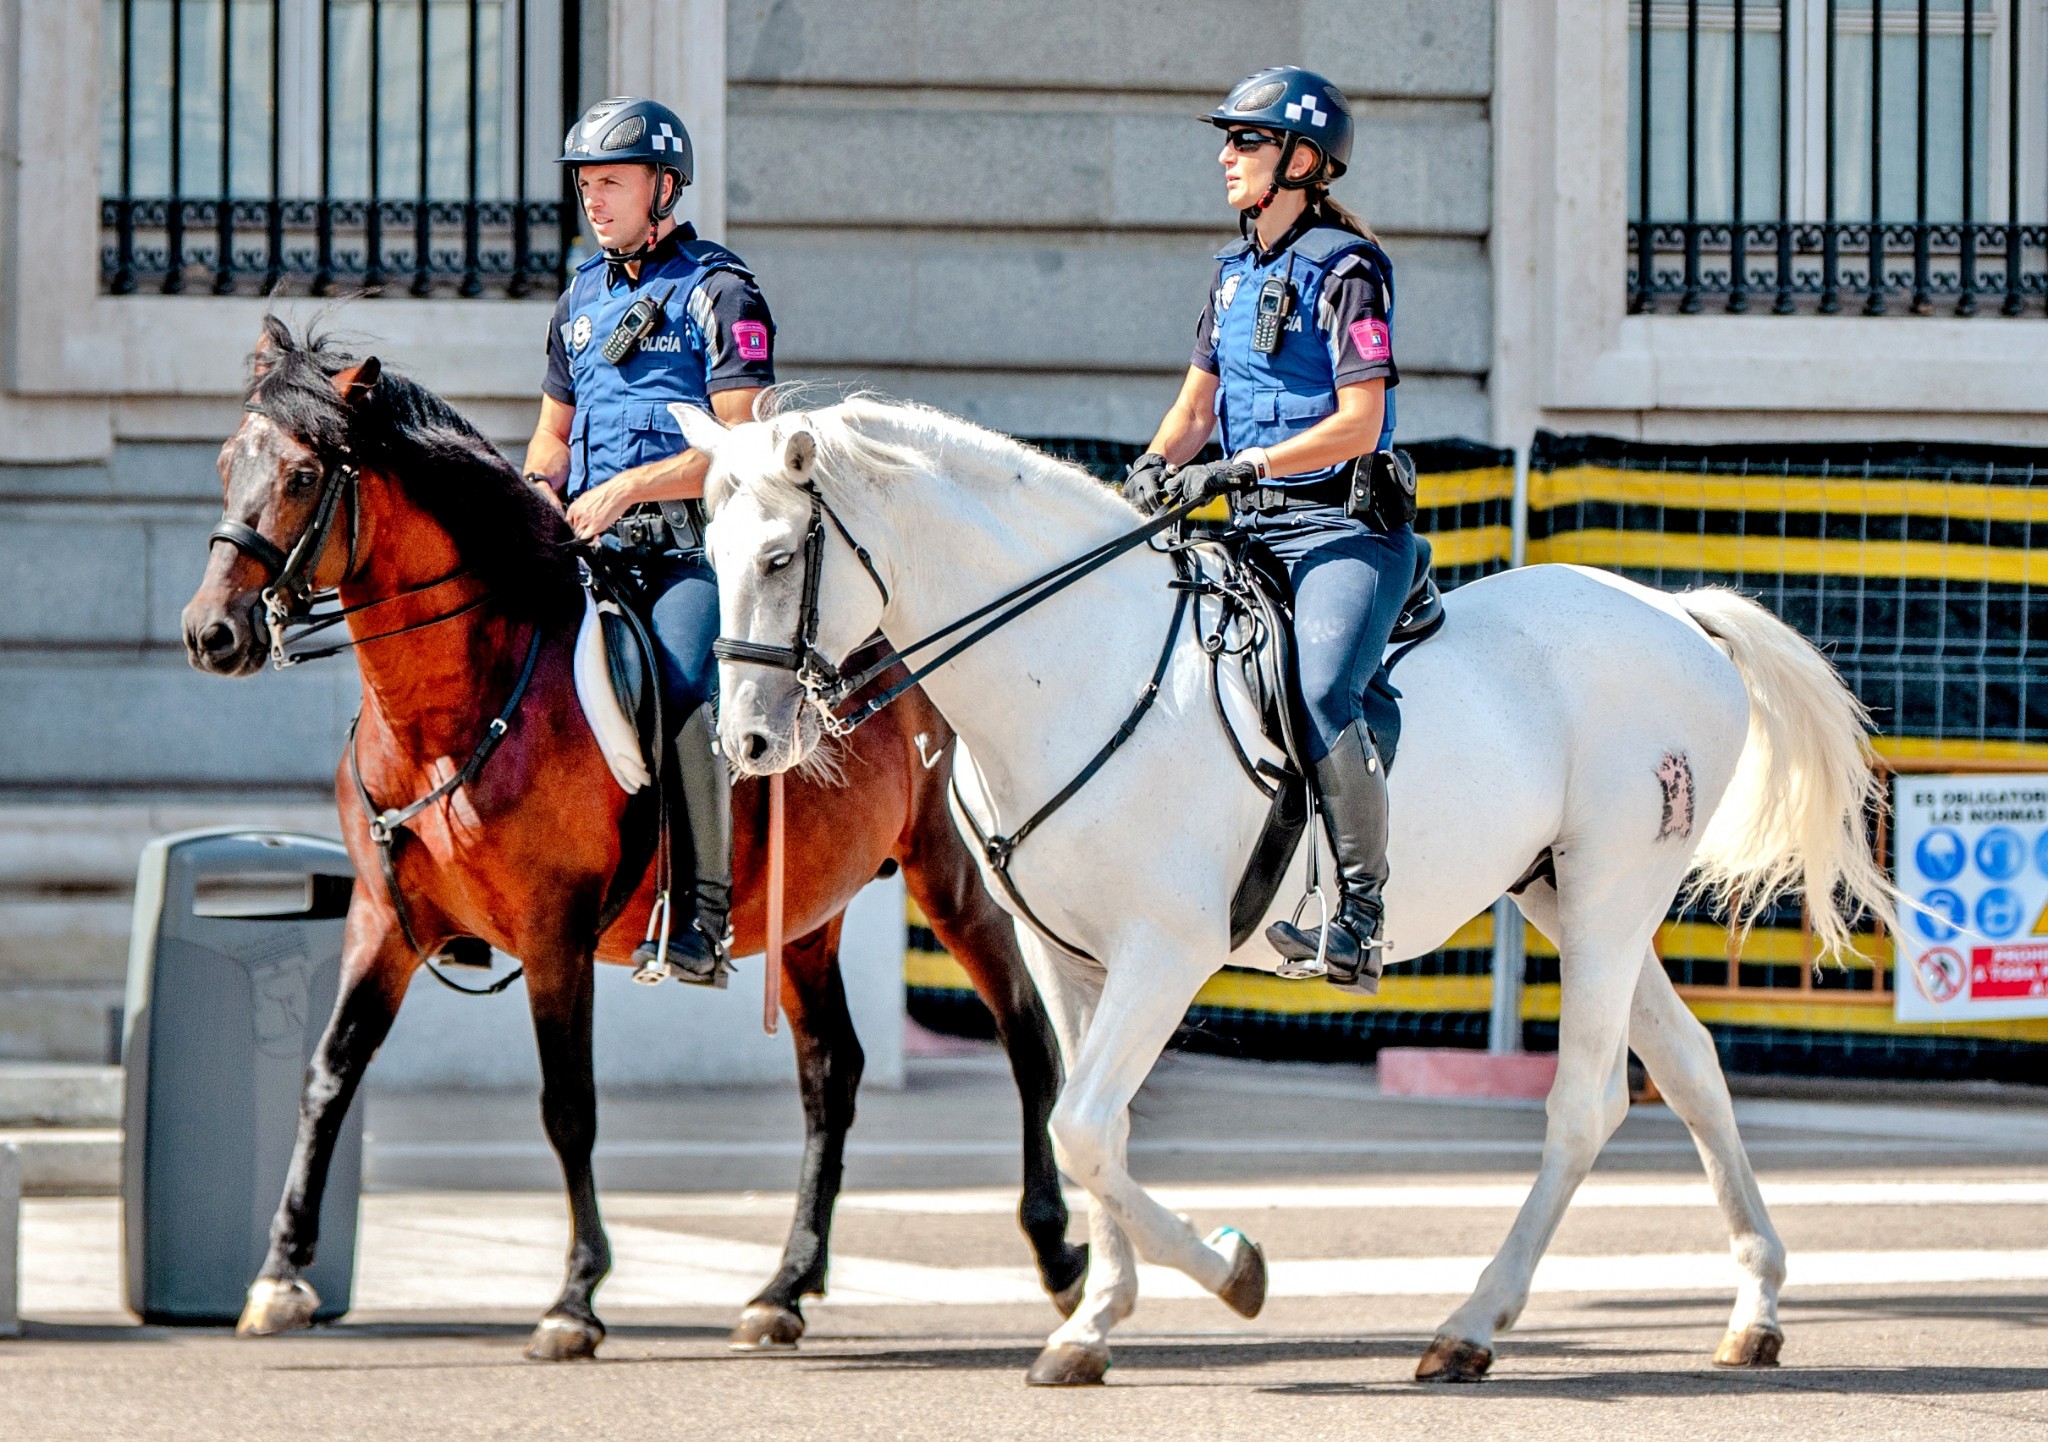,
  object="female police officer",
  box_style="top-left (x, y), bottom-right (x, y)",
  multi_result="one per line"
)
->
top-left (523, 97), bottom-right (777, 986)
top-left (1125, 67), bottom-right (1413, 995)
